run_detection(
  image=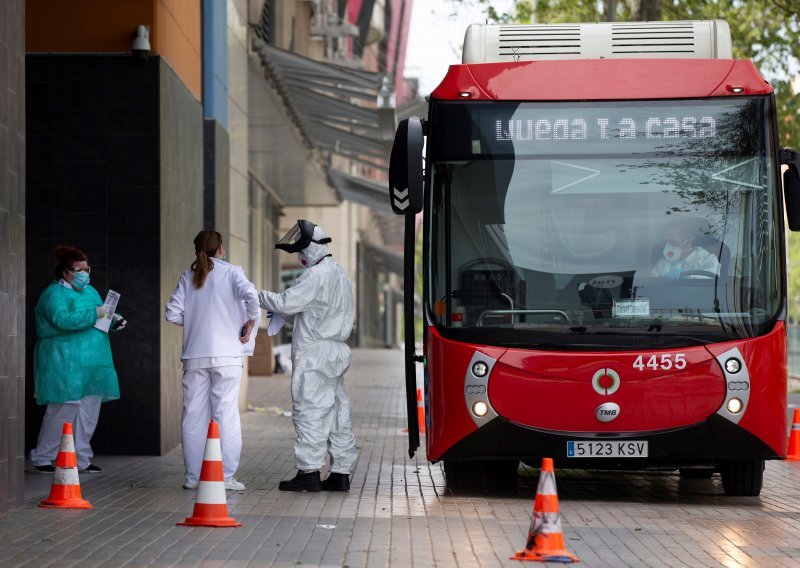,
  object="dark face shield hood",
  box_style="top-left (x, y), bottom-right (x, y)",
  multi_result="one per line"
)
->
top-left (275, 219), bottom-right (332, 253)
